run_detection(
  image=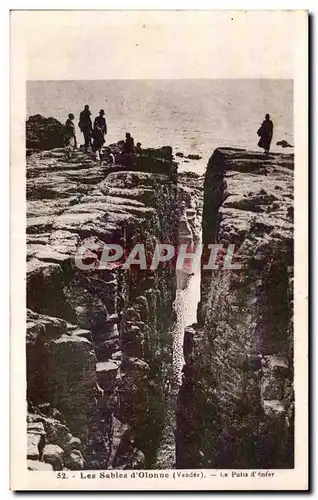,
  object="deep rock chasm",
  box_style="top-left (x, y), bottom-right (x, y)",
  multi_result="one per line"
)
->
top-left (26, 117), bottom-right (294, 471)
